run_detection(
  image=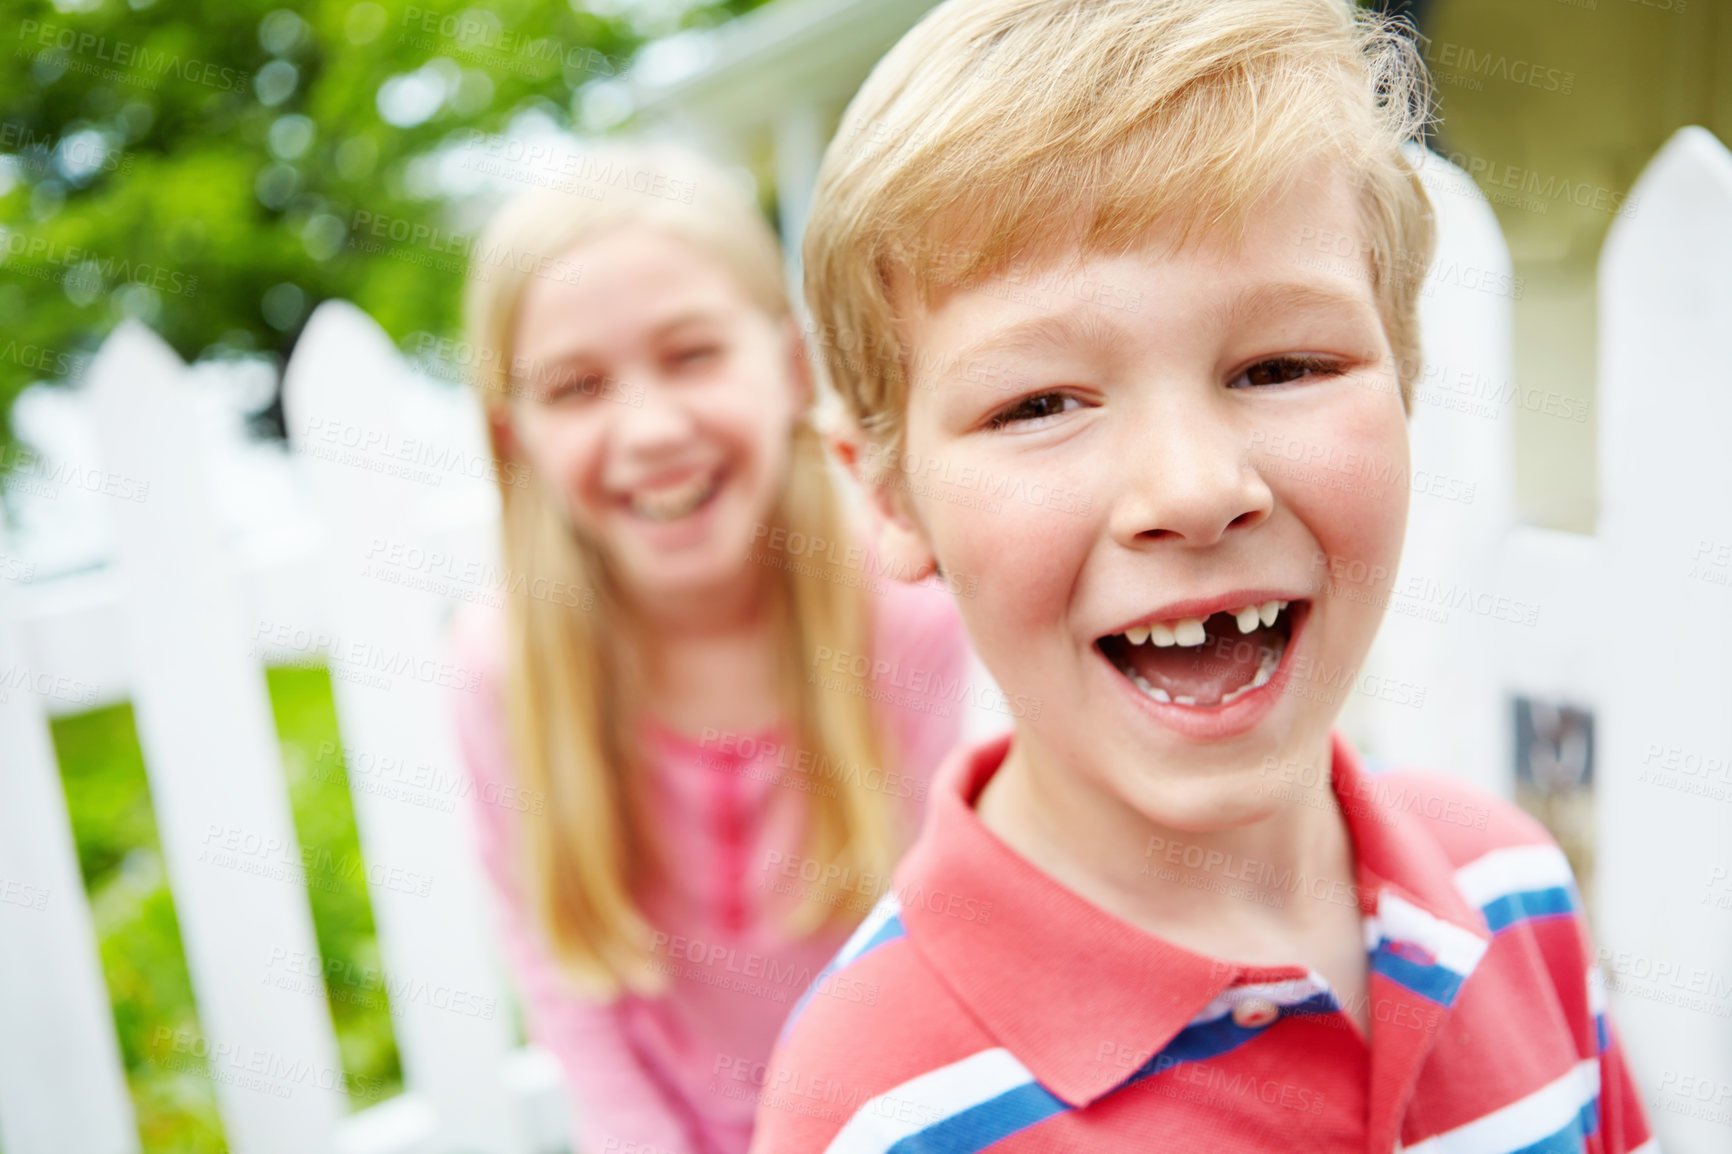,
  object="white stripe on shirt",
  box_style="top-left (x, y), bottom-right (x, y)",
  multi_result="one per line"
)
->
top-left (1402, 1058), bottom-right (1600, 1153)
top-left (1454, 845), bottom-right (1576, 909)
top-left (825, 1047), bottom-right (1035, 1154)
top-left (1367, 891), bottom-right (1490, 977)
